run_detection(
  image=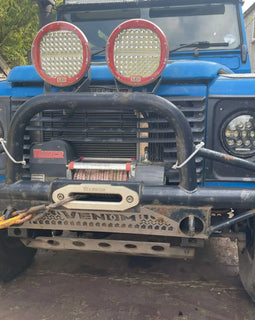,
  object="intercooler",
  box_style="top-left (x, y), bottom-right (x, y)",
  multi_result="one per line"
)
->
top-left (11, 94), bottom-right (205, 184)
